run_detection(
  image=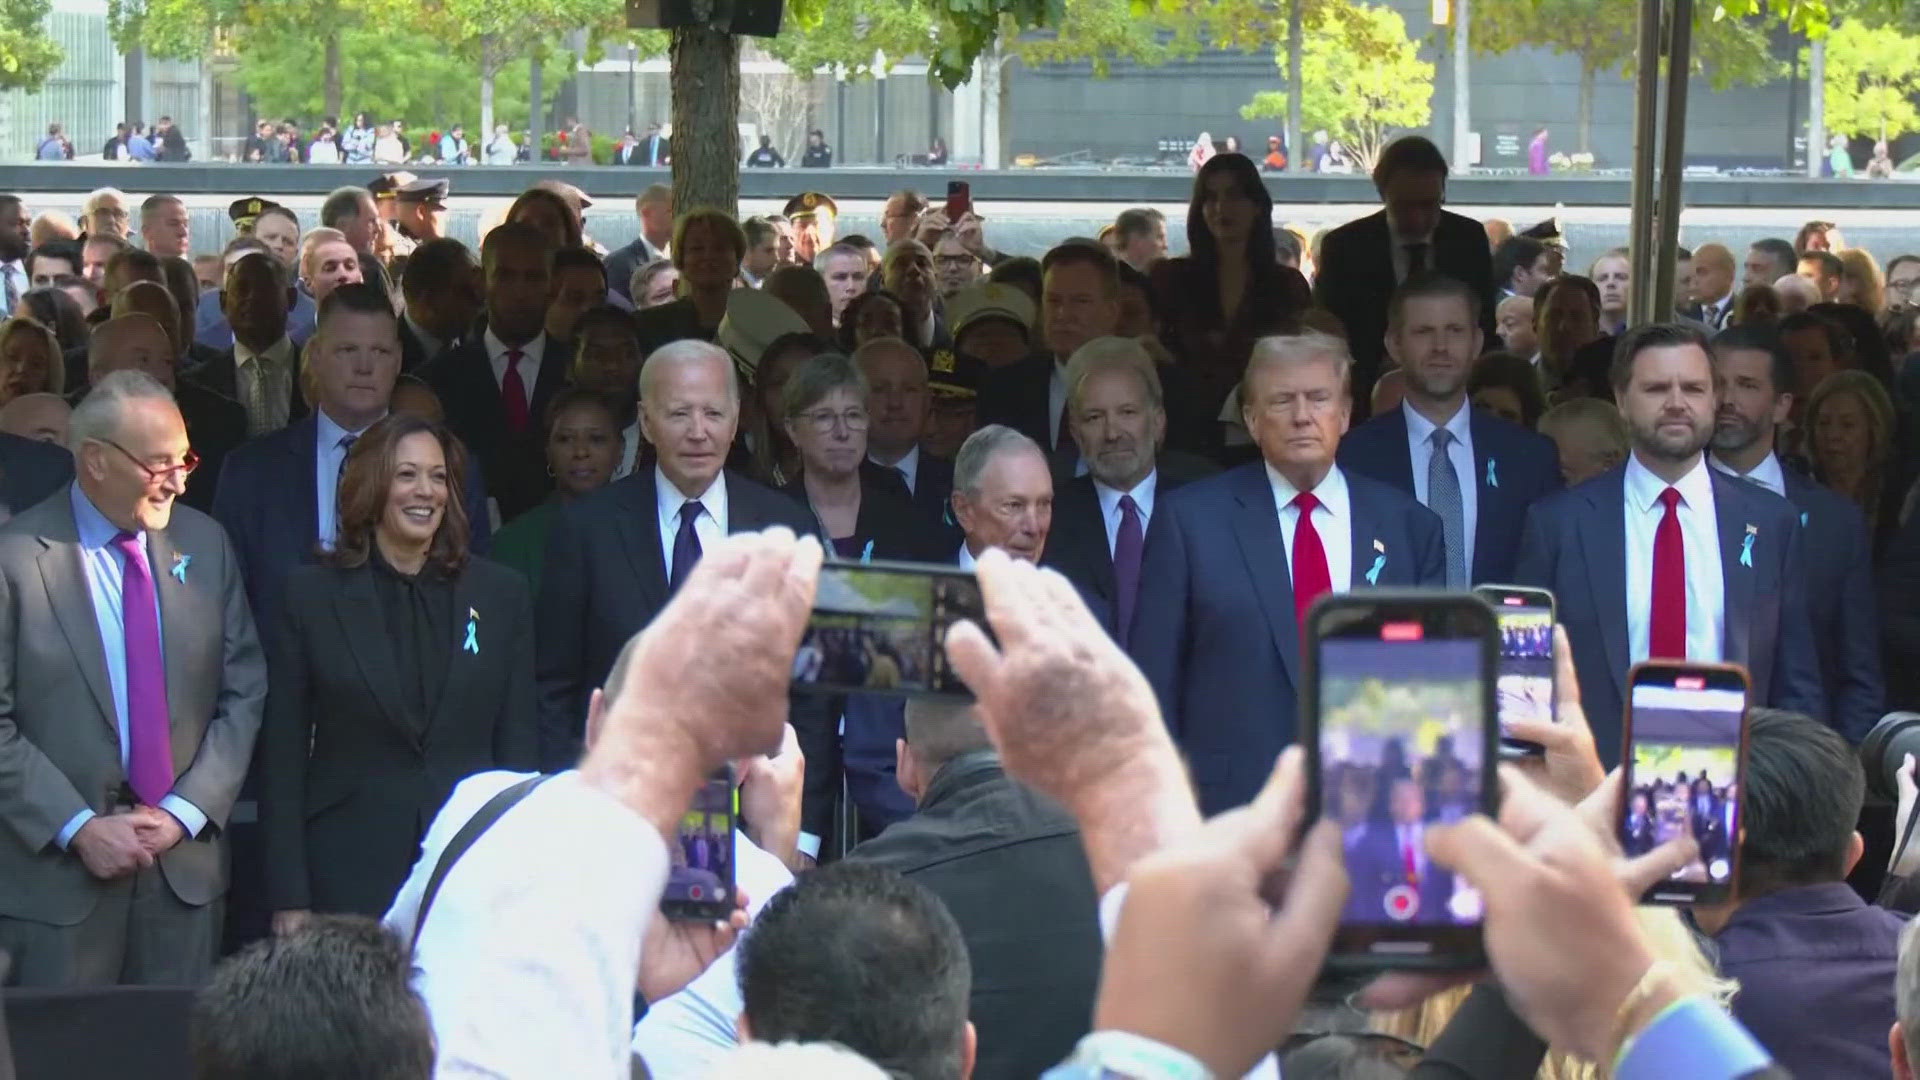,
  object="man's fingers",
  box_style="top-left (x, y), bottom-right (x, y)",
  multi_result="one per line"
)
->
top-left (970, 548), bottom-right (1034, 646)
top-left (730, 527), bottom-right (801, 606)
top-left (1269, 819), bottom-right (1348, 961)
top-left (1239, 747), bottom-right (1312, 871)
top-left (1619, 835), bottom-right (1698, 897)
top-left (1492, 766), bottom-right (1562, 844)
top-left (1551, 624), bottom-right (1580, 712)
top-left (1574, 769), bottom-right (1625, 843)
top-left (943, 619), bottom-right (1004, 705)
top-left (1426, 814), bottom-right (1536, 895)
